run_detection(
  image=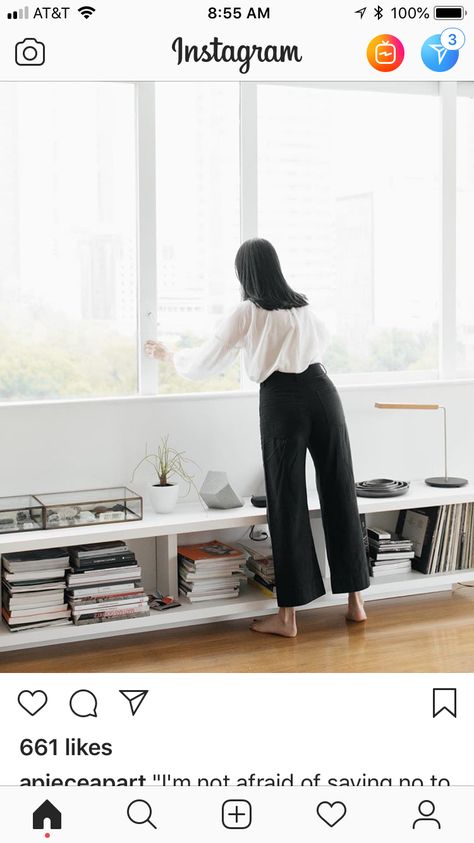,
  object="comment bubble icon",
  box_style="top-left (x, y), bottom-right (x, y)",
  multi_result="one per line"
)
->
top-left (69, 689), bottom-right (98, 718)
